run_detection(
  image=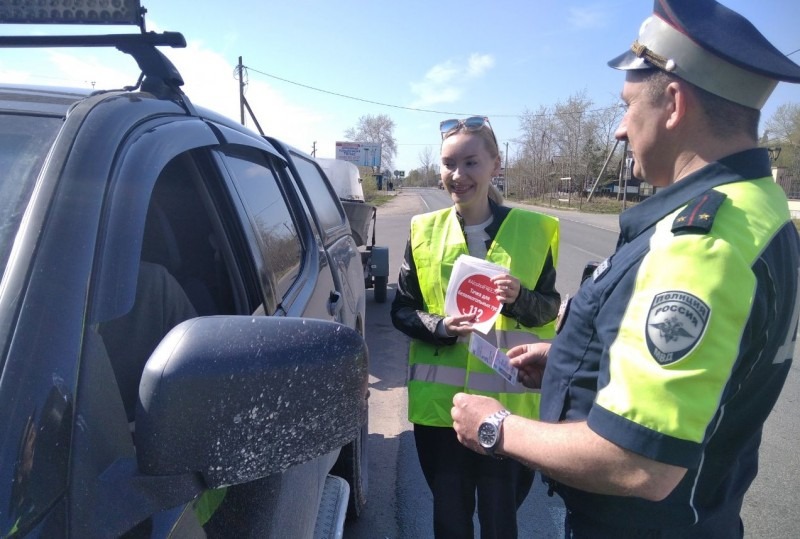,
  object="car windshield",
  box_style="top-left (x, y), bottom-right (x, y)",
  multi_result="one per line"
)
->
top-left (0, 113), bottom-right (62, 275)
